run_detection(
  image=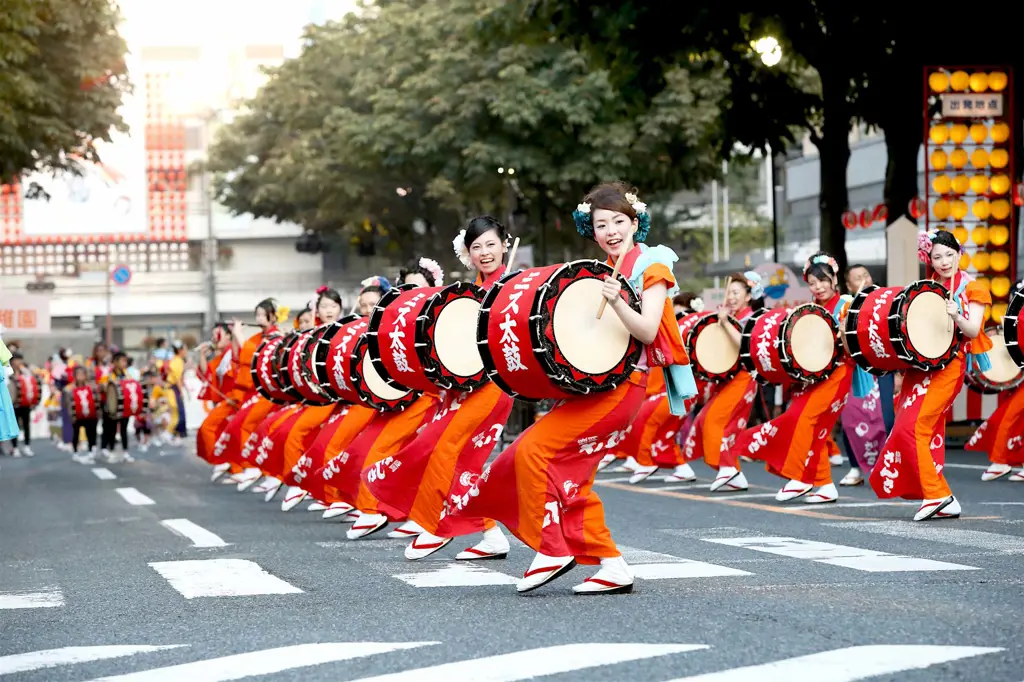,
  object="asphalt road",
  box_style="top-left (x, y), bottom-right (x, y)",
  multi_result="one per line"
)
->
top-left (1, 439), bottom-right (1022, 681)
